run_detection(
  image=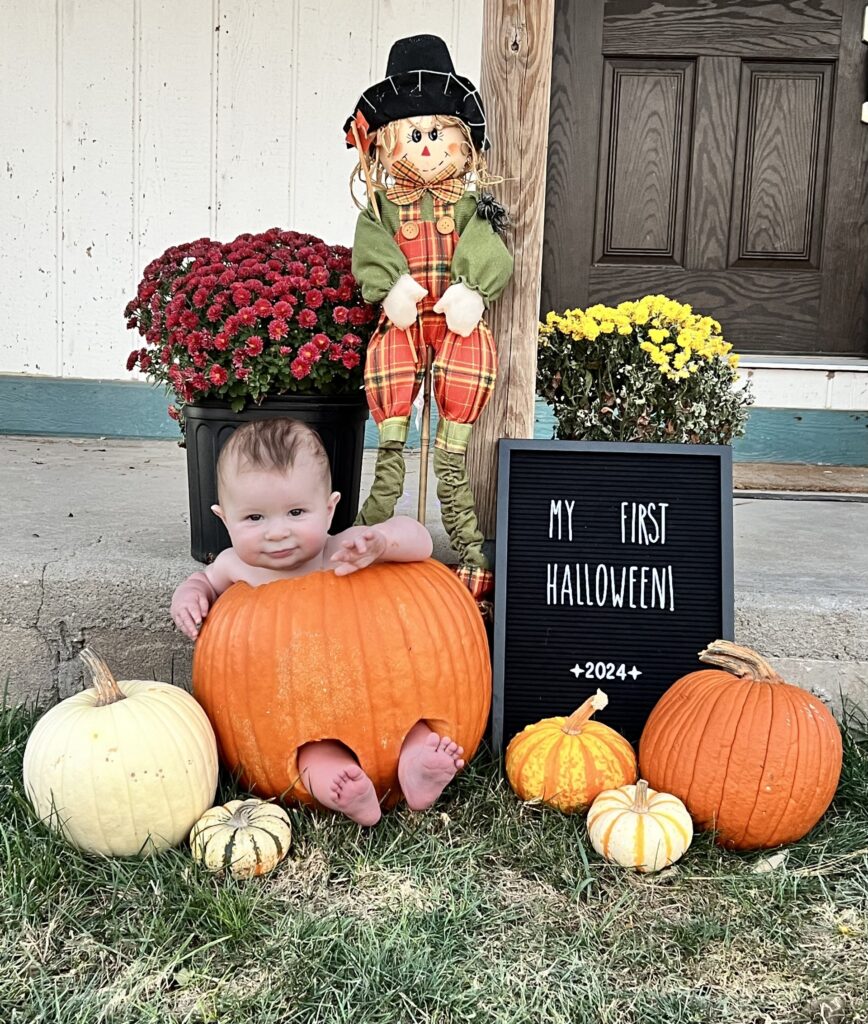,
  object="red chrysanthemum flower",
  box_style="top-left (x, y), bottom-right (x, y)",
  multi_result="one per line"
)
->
top-left (268, 318), bottom-right (289, 340)
top-left (297, 308), bottom-right (317, 329)
top-left (290, 357), bottom-right (311, 380)
top-left (246, 335), bottom-right (264, 357)
top-left (305, 289), bottom-right (324, 310)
